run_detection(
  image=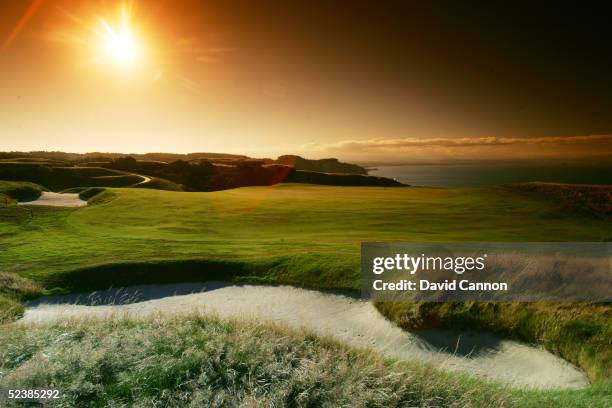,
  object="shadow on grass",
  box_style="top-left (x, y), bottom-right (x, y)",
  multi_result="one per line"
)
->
top-left (26, 281), bottom-right (235, 307)
top-left (38, 255), bottom-right (360, 296)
